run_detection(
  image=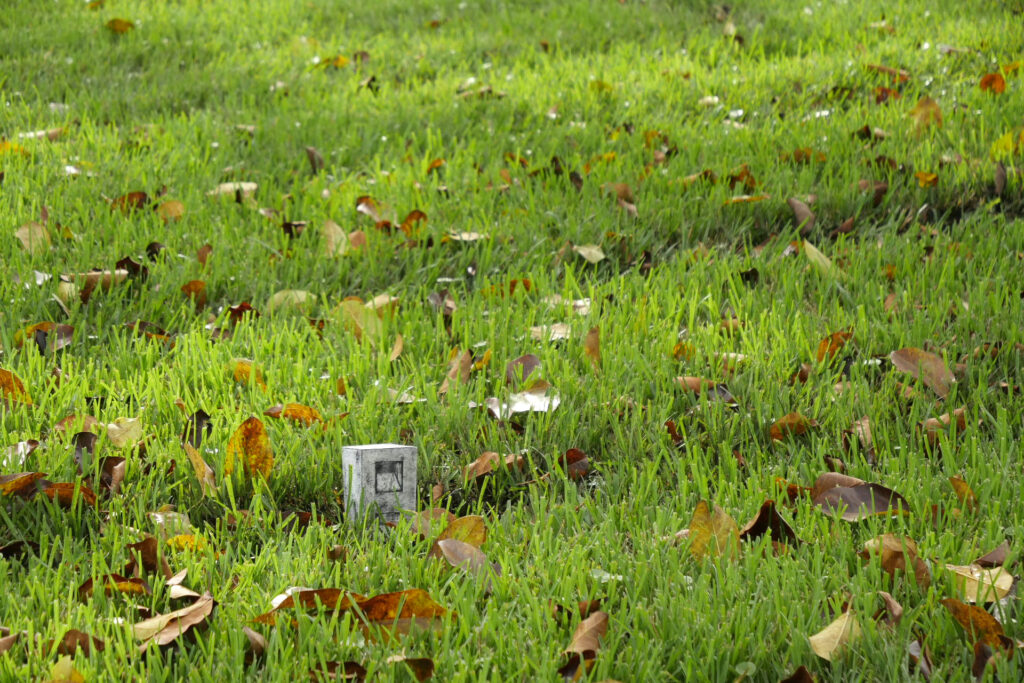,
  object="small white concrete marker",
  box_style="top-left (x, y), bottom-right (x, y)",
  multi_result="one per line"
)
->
top-left (341, 443), bottom-right (417, 523)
